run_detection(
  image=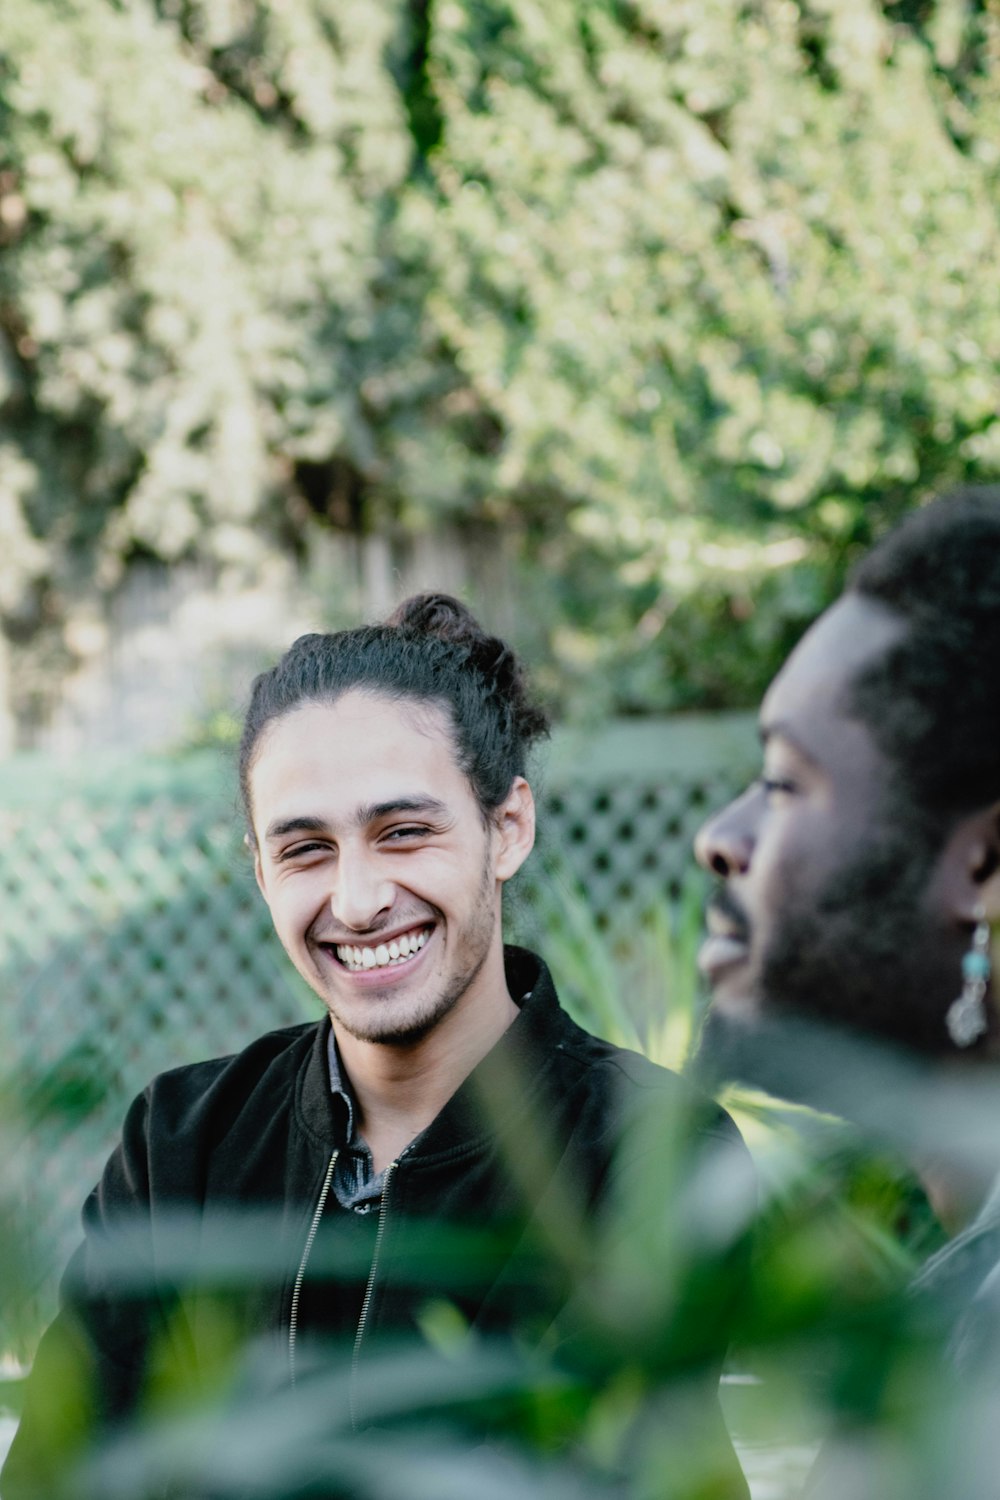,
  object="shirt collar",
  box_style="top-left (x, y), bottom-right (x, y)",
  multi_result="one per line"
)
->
top-left (326, 1027), bottom-right (359, 1146)
top-left (323, 972), bottom-right (537, 1149)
